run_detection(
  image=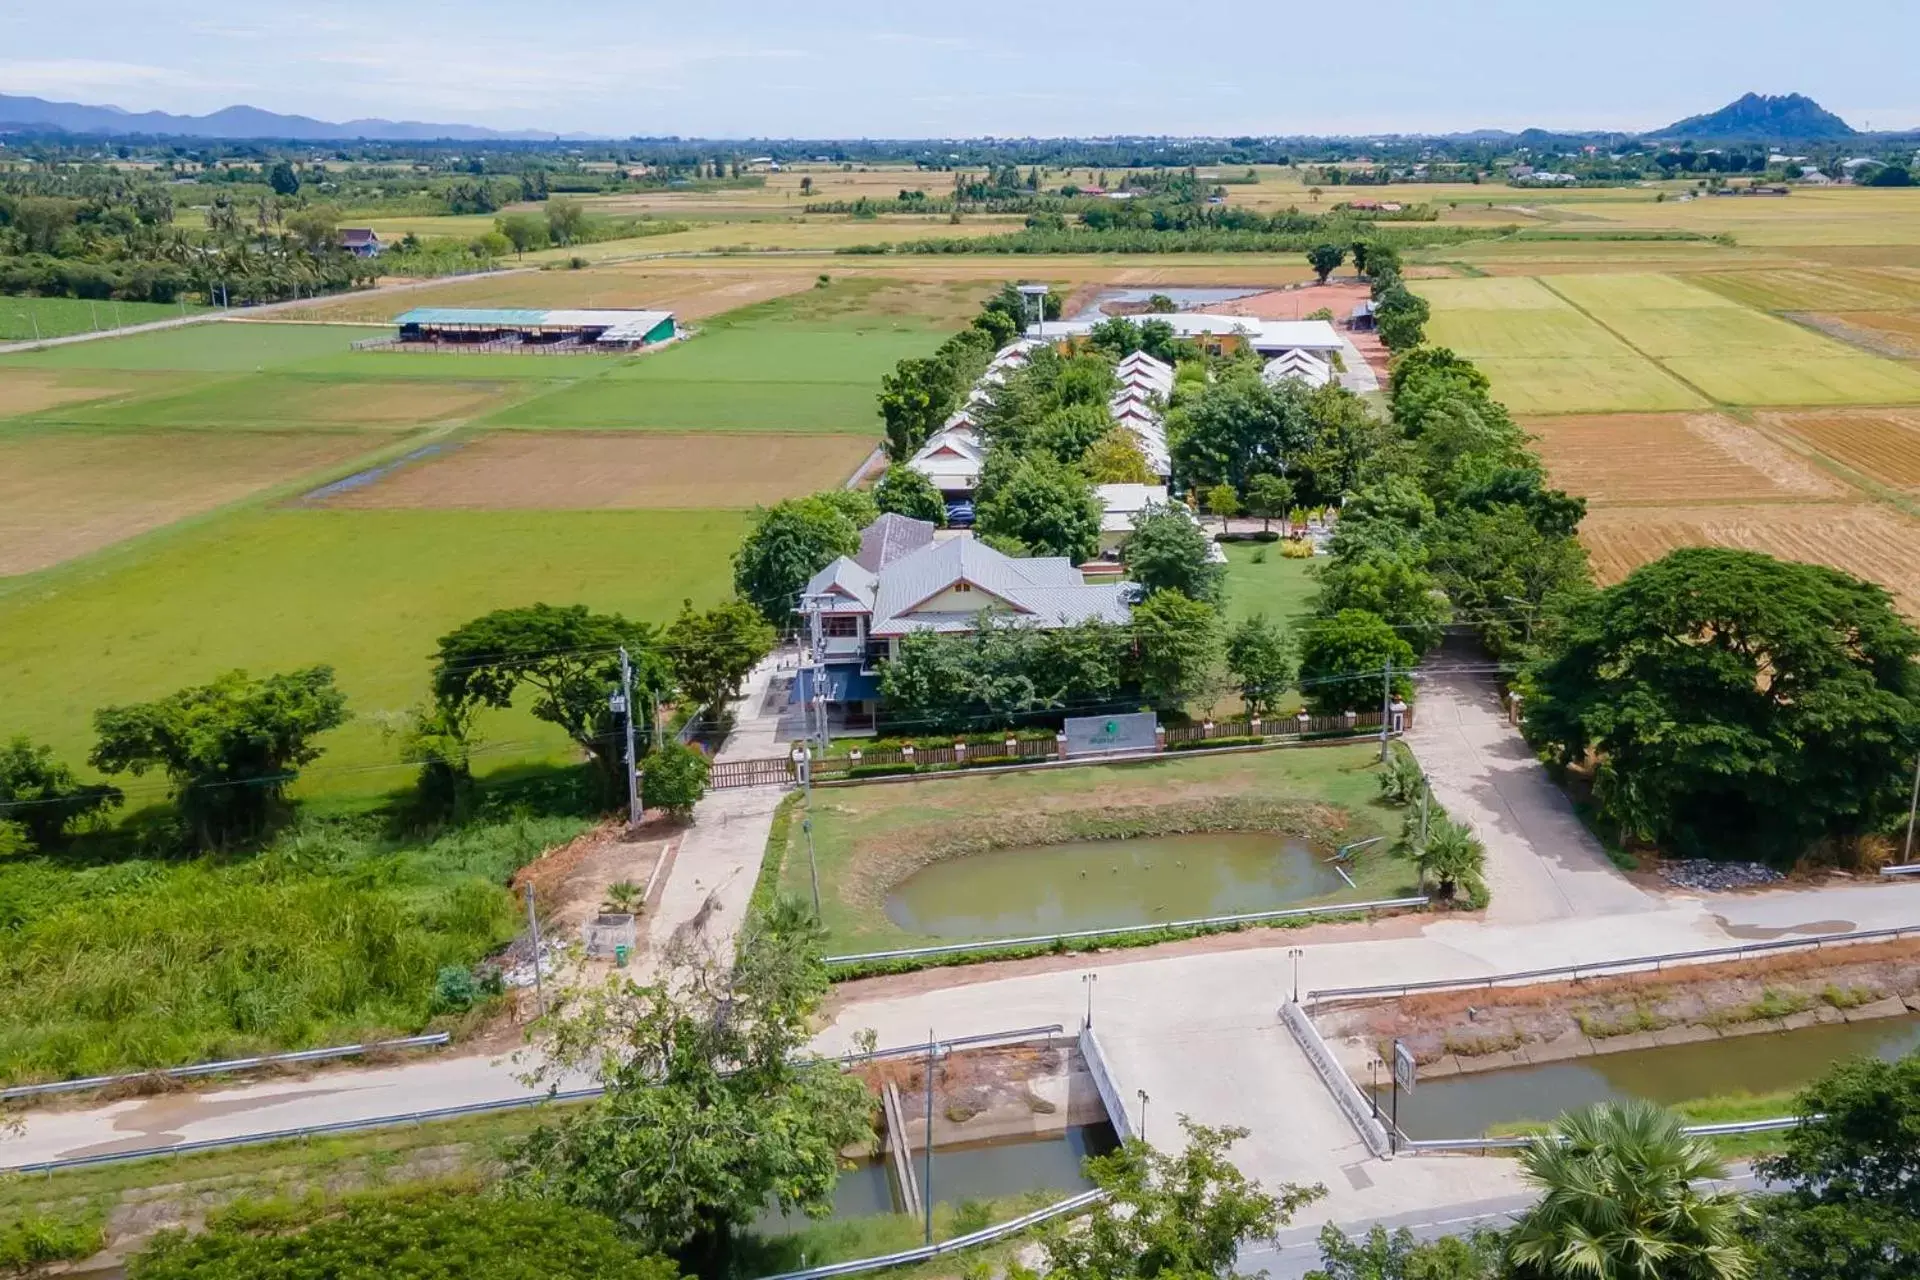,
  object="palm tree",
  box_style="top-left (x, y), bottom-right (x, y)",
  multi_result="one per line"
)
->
top-left (1507, 1100), bottom-right (1755, 1280)
top-left (1415, 817), bottom-right (1485, 903)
